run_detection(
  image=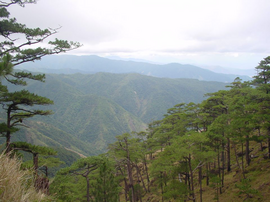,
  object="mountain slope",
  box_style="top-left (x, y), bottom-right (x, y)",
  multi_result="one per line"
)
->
top-left (4, 72), bottom-right (227, 153)
top-left (6, 74), bottom-right (148, 152)
top-left (14, 119), bottom-right (97, 156)
top-left (53, 73), bottom-right (228, 122)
